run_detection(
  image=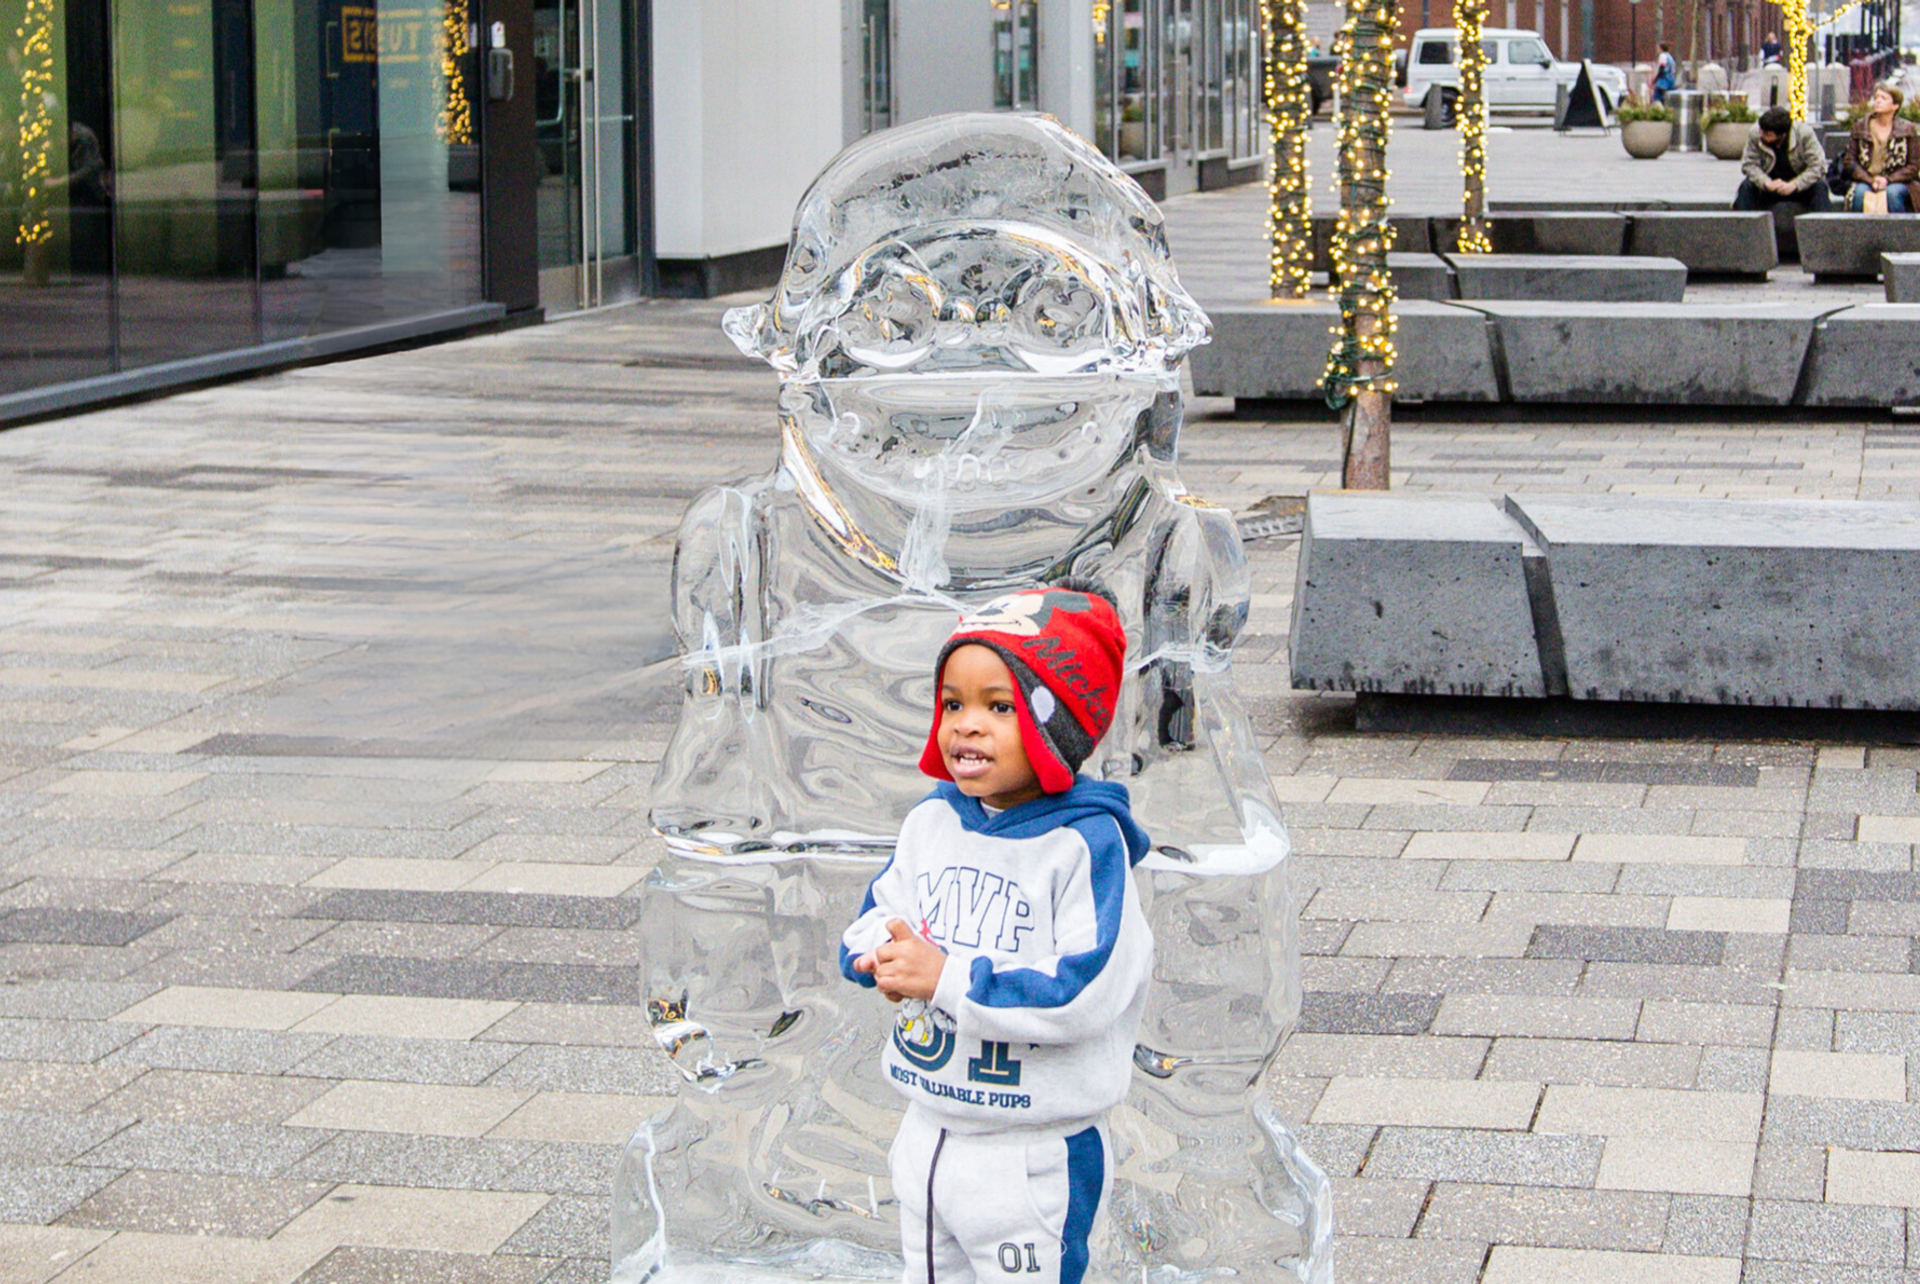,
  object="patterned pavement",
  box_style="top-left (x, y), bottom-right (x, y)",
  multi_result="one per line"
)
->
top-left (2, 205), bottom-right (1919, 1281)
